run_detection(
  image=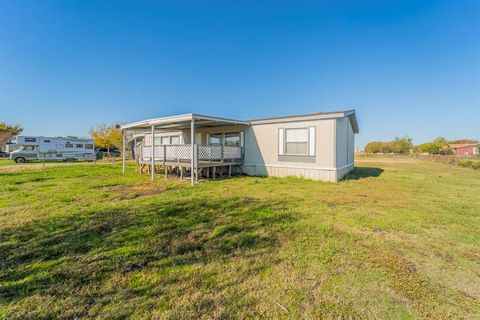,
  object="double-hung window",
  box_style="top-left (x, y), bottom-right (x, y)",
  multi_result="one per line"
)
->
top-left (285, 128), bottom-right (309, 155)
top-left (279, 127), bottom-right (315, 157)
